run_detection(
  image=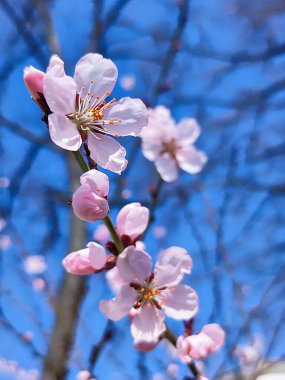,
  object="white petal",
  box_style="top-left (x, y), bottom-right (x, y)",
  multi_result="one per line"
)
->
top-left (131, 306), bottom-right (166, 342)
top-left (154, 246), bottom-right (192, 287)
top-left (74, 53), bottom-right (118, 98)
top-left (102, 98), bottom-right (148, 136)
top-left (87, 132), bottom-right (127, 174)
top-left (117, 246), bottom-right (152, 284)
top-left (163, 284), bottom-right (198, 320)
top-left (176, 118), bottom-right (201, 144)
top-left (99, 285), bottom-right (136, 321)
top-left (48, 113), bottom-right (82, 151)
top-left (176, 146), bottom-right (208, 174)
top-left (44, 55), bottom-right (76, 115)
top-left (154, 154), bottom-right (178, 182)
